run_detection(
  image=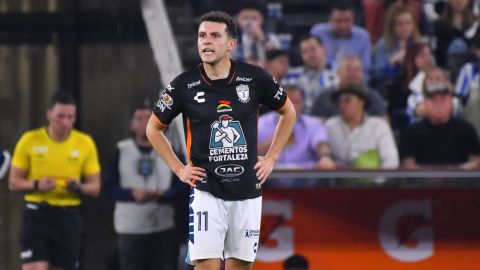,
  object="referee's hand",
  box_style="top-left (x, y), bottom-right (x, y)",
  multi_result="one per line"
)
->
top-left (38, 178), bottom-right (55, 192)
top-left (254, 156), bottom-right (275, 184)
top-left (176, 164), bottom-right (206, 188)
